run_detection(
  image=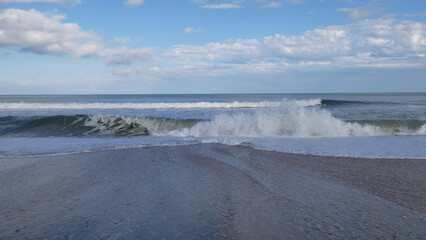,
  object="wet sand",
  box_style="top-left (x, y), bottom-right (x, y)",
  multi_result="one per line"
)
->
top-left (0, 144), bottom-right (425, 239)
